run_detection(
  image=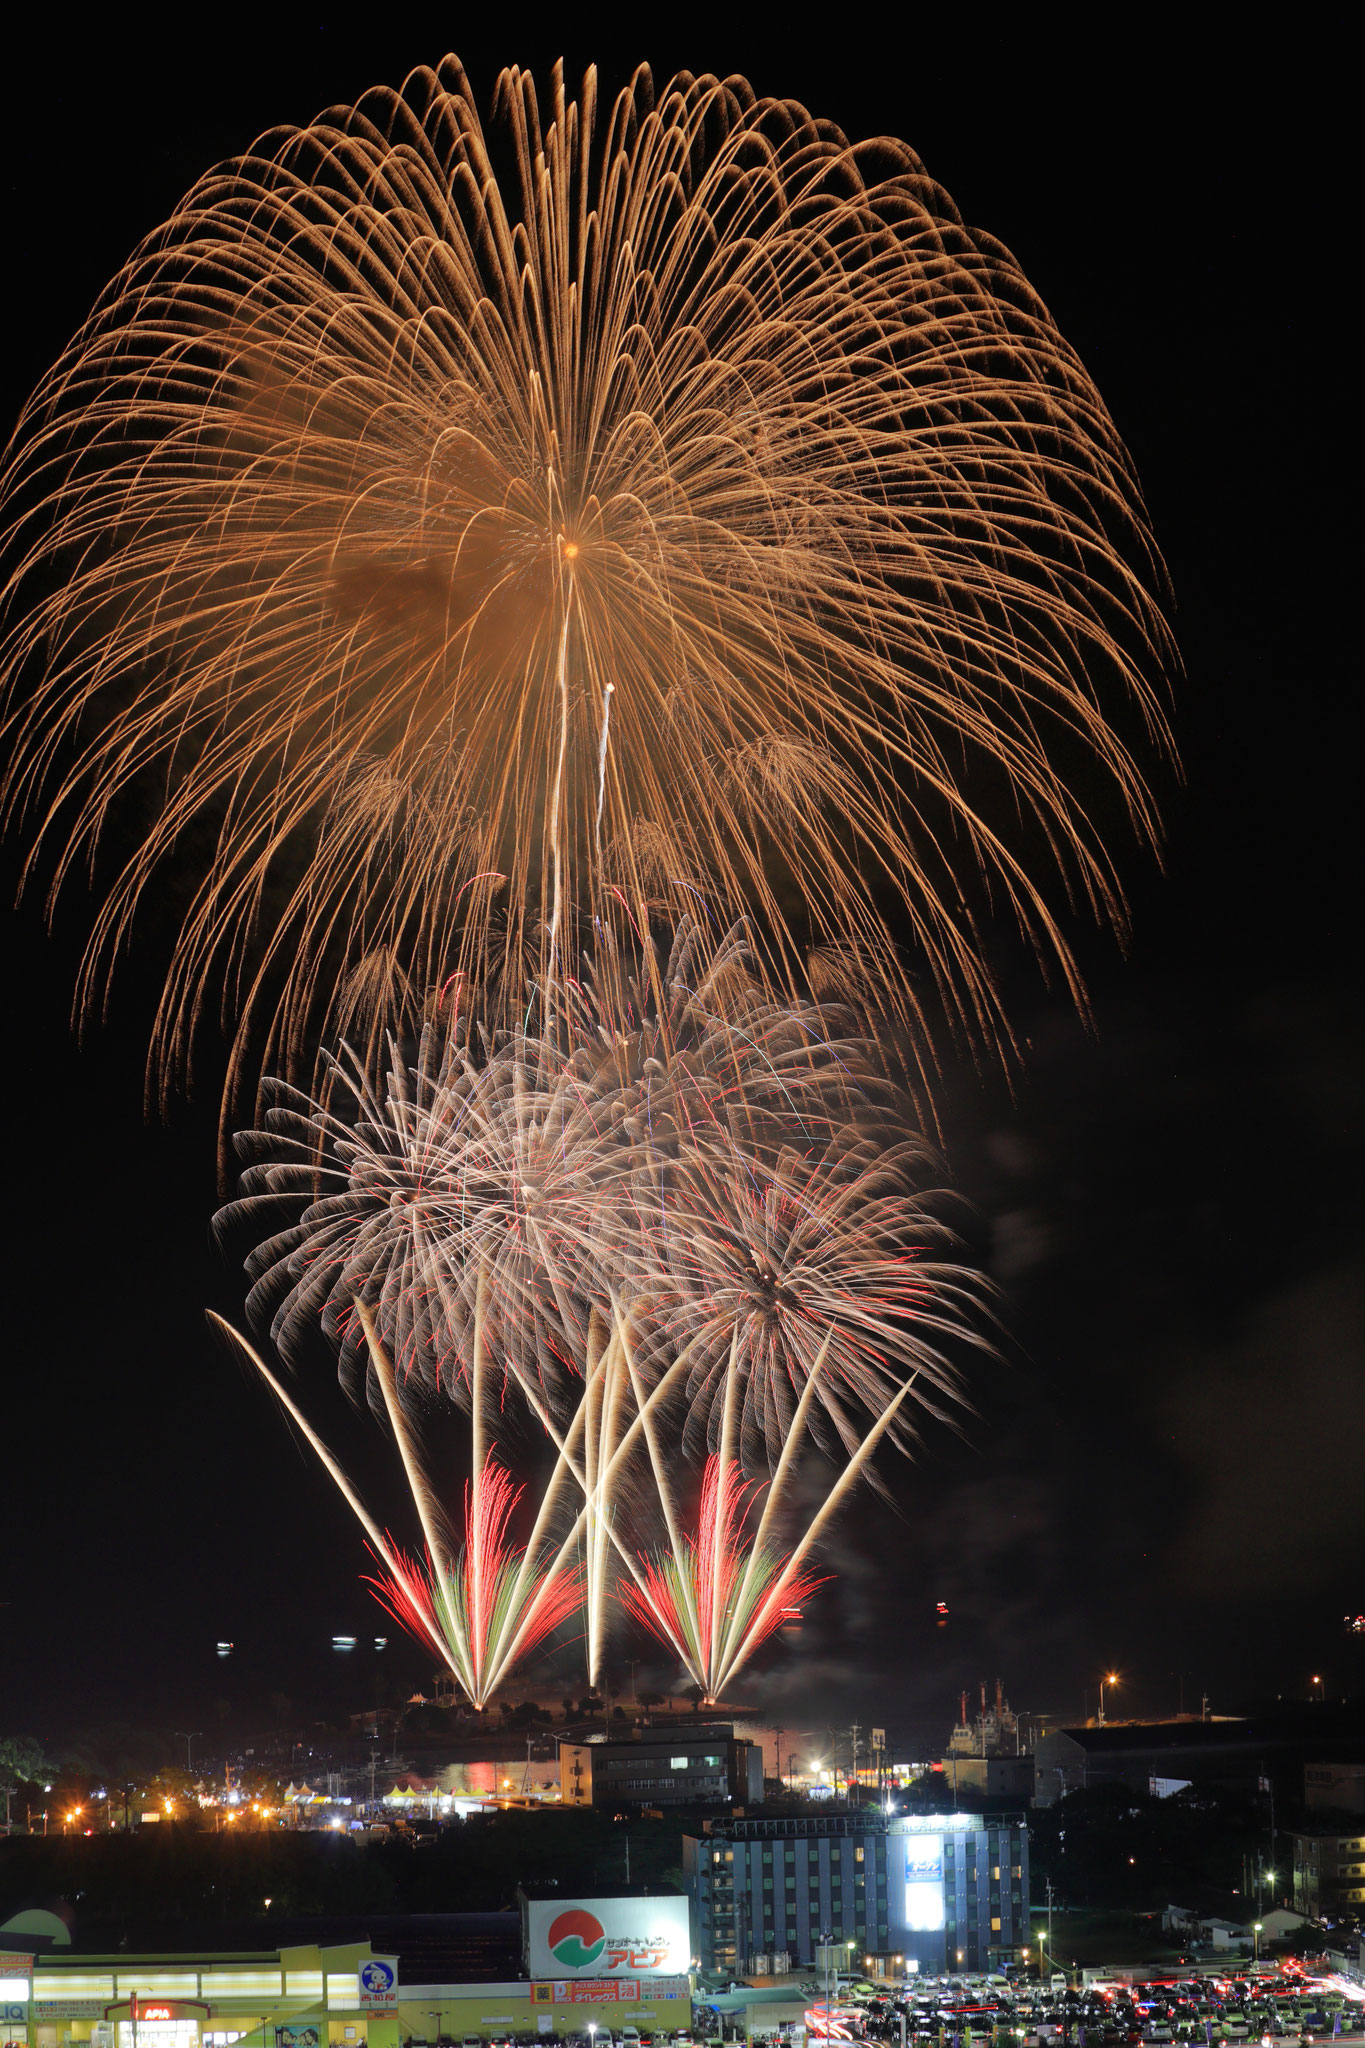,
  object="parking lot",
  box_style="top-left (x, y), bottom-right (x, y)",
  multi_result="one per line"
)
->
top-left (762, 1965), bottom-right (1365, 2048)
